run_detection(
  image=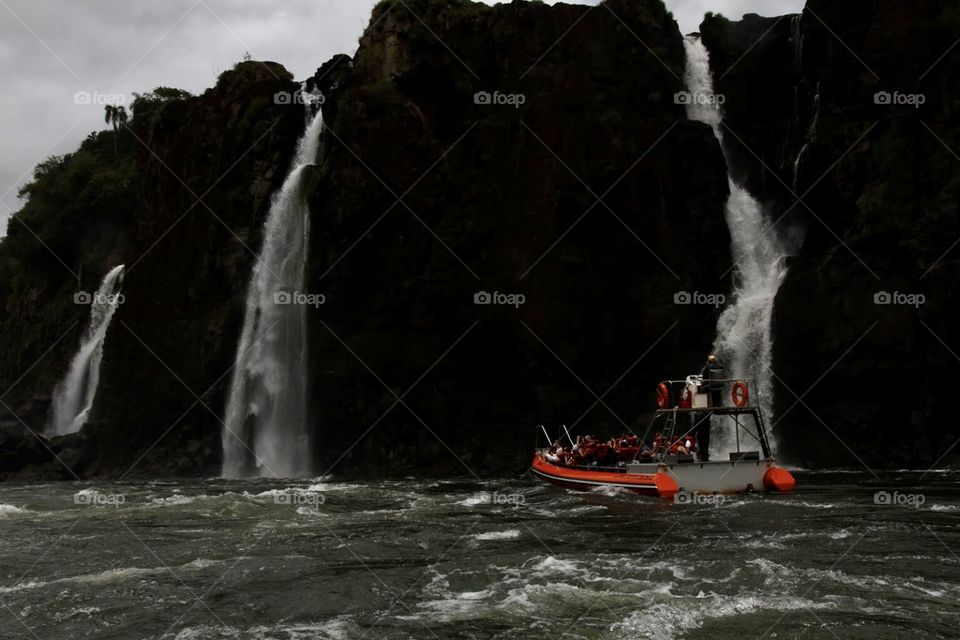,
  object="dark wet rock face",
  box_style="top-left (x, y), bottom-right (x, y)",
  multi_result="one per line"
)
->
top-left (700, 12), bottom-right (804, 208)
top-left (306, 0), bottom-right (730, 474)
top-left (0, 422), bottom-right (51, 476)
